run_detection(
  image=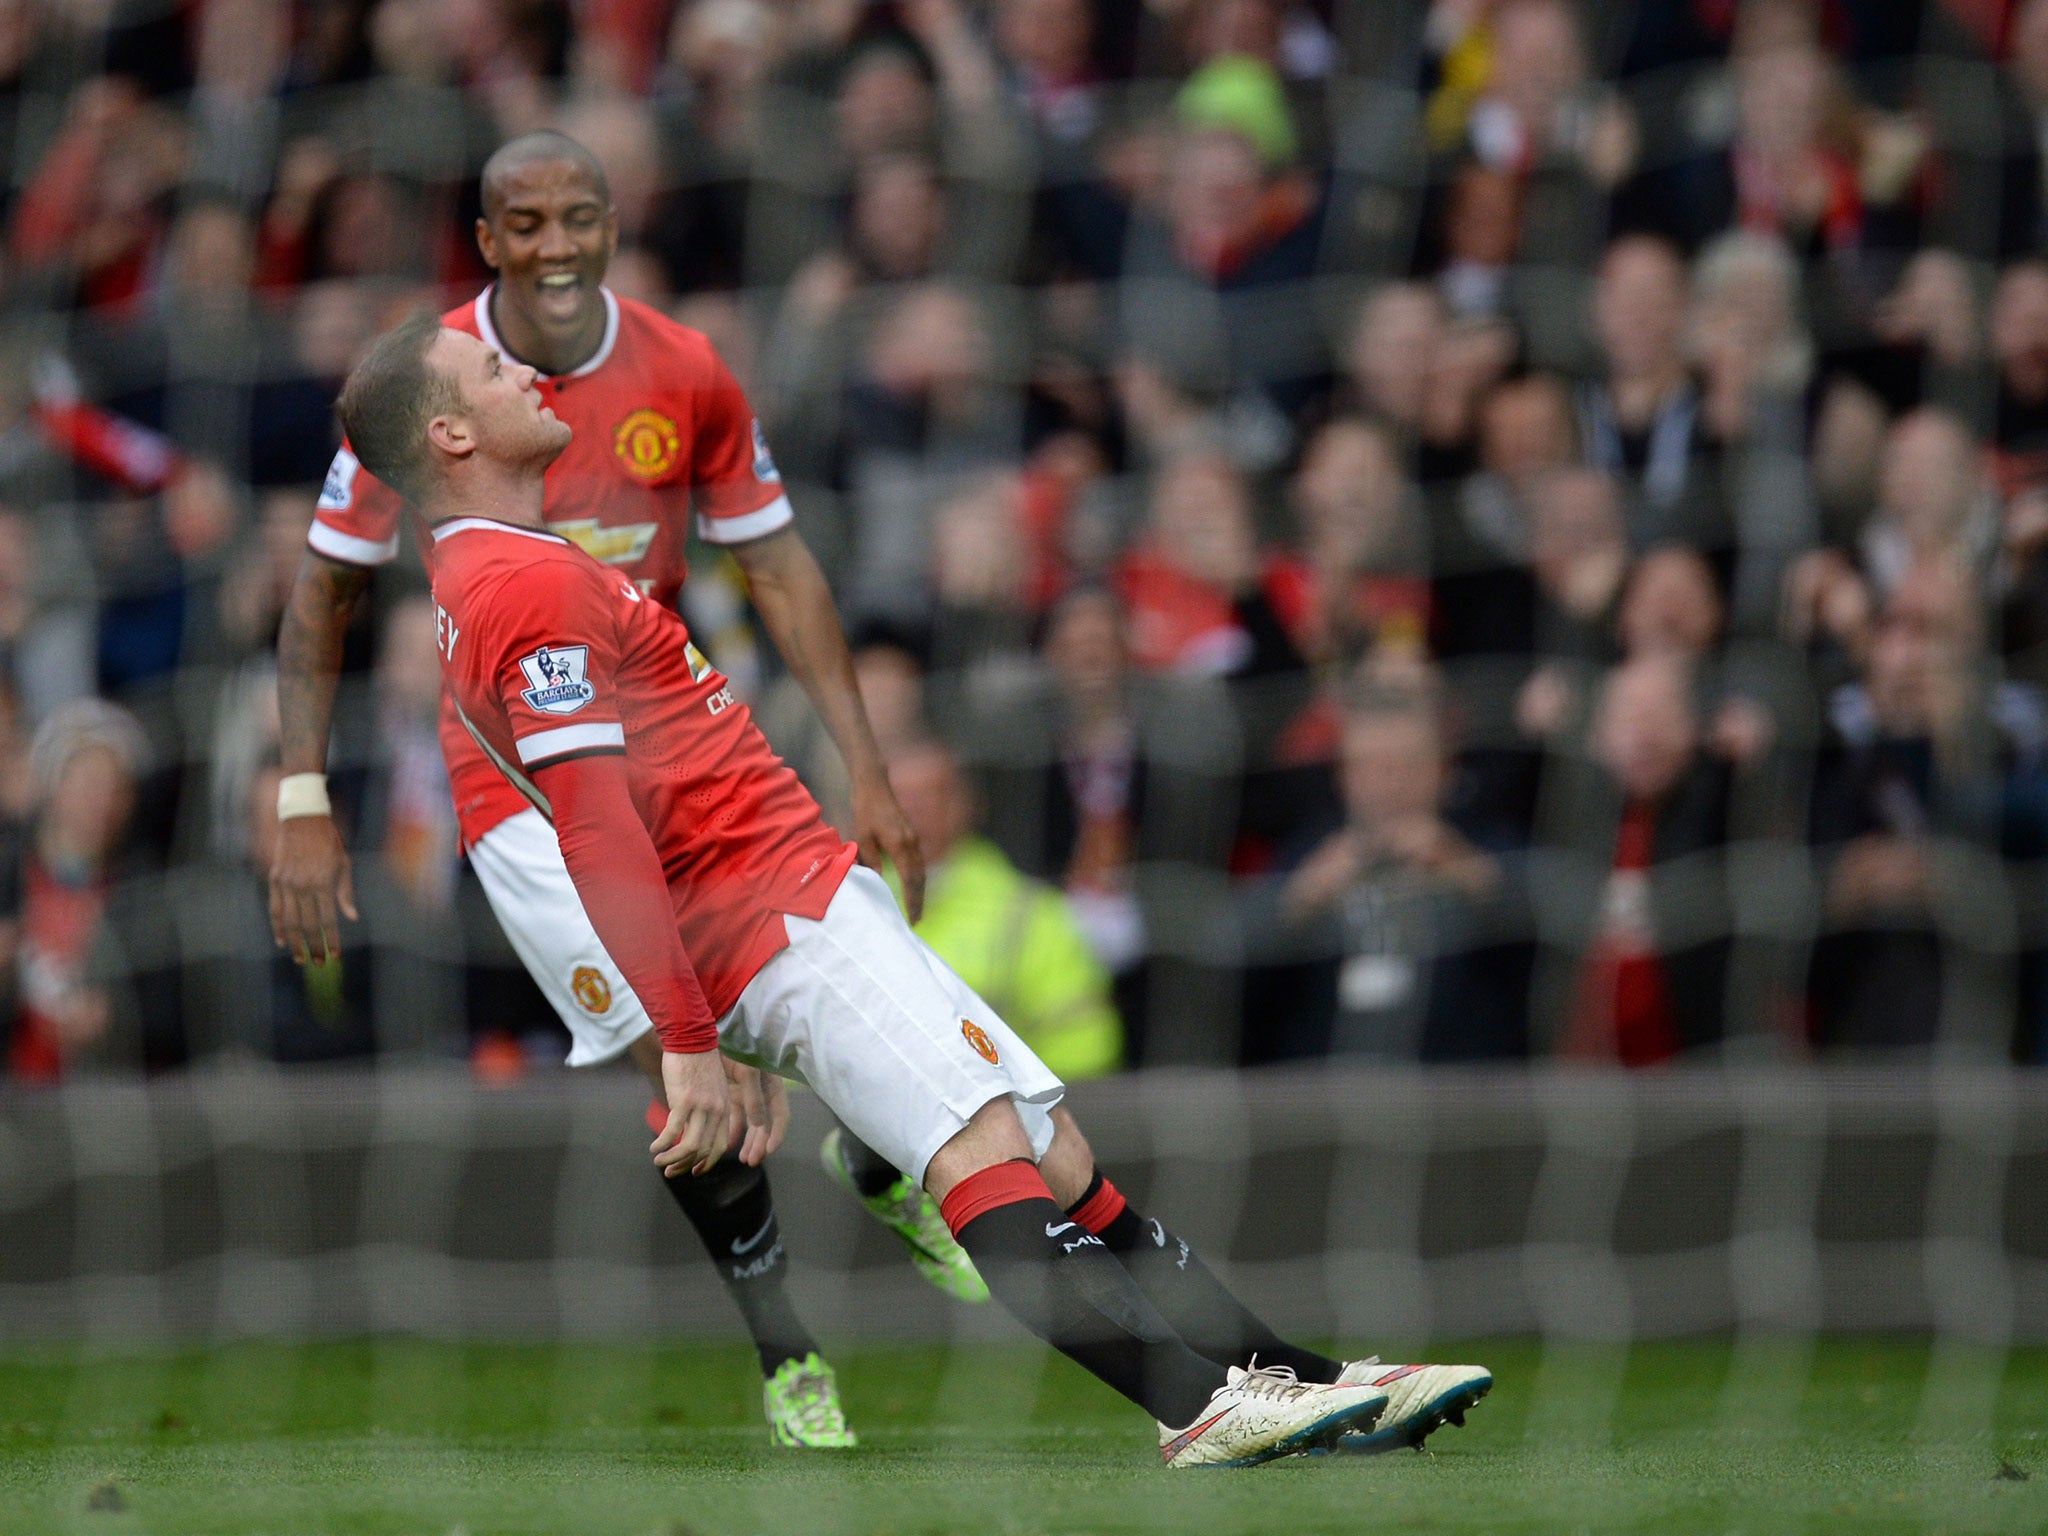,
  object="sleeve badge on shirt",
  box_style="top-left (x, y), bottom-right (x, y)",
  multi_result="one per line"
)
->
top-left (612, 408), bottom-right (680, 483)
top-left (518, 645), bottom-right (597, 715)
top-left (317, 448), bottom-right (360, 509)
top-left (751, 418), bottom-right (782, 483)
